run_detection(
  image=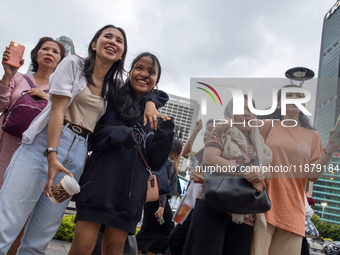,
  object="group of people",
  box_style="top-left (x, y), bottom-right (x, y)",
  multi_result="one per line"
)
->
top-left (0, 25), bottom-right (174, 255)
top-left (167, 91), bottom-right (339, 255)
top-left (0, 24), bottom-right (339, 255)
